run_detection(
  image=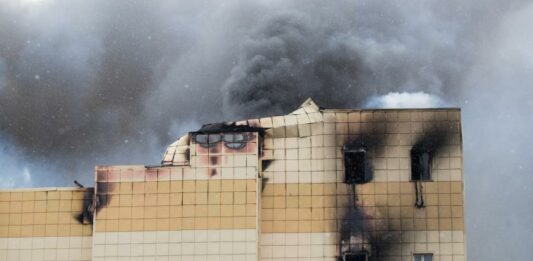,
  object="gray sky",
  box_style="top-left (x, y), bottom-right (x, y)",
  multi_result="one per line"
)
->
top-left (1, 0), bottom-right (532, 260)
